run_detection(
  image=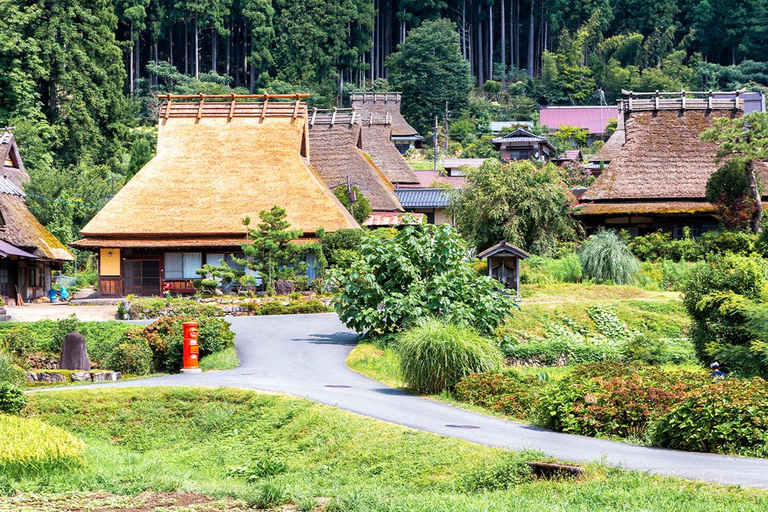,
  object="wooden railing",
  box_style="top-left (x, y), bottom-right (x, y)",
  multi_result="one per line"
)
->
top-left (158, 93), bottom-right (310, 120)
top-left (620, 89), bottom-right (747, 111)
